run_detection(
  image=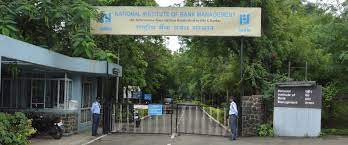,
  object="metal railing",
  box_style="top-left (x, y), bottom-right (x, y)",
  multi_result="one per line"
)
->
top-left (81, 107), bottom-right (92, 123)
